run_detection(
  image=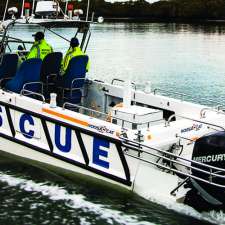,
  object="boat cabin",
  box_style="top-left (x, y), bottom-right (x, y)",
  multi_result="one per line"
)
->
top-left (0, 18), bottom-right (171, 135)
